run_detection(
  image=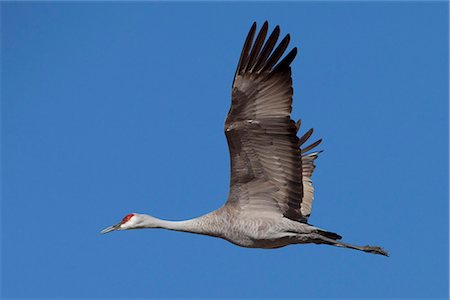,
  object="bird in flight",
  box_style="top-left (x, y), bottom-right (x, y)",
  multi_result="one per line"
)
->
top-left (101, 22), bottom-right (388, 256)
